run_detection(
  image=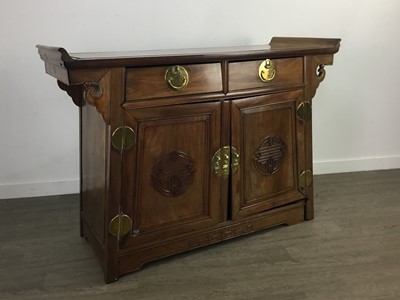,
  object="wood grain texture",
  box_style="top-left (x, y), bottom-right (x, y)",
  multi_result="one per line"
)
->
top-left (37, 38), bottom-right (340, 71)
top-left (302, 54), bottom-right (335, 220)
top-left (231, 91), bottom-right (304, 219)
top-left (104, 68), bottom-right (126, 283)
top-left (229, 58), bottom-right (303, 91)
top-left (1, 169), bottom-right (399, 299)
top-left (36, 45), bottom-right (72, 84)
top-left (126, 63), bottom-right (222, 100)
top-left (120, 101), bottom-right (222, 248)
top-left (80, 104), bottom-right (107, 244)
